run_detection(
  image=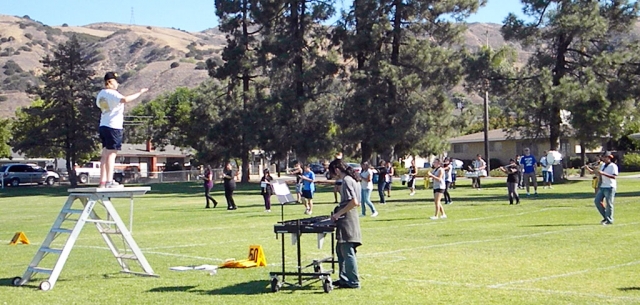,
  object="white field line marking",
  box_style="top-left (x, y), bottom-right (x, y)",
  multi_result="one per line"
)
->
top-left (488, 260), bottom-right (640, 288)
top-left (362, 274), bottom-right (640, 302)
top-left (361, 221), bottom-right (640, 258)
